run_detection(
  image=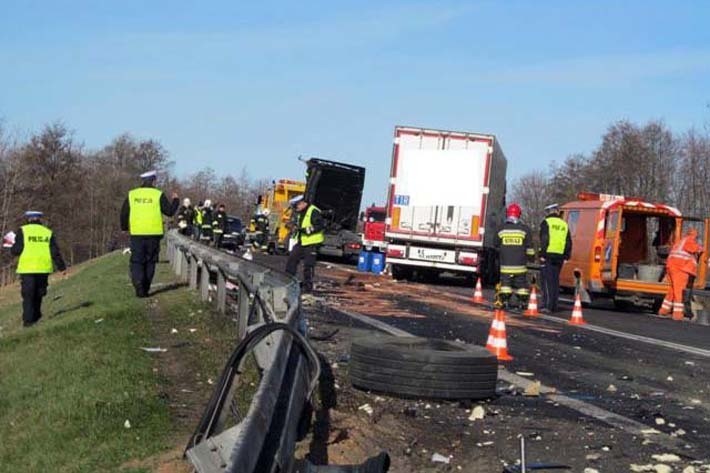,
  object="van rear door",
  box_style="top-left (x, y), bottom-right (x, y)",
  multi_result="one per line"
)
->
top-left (601, 209), bottom-right (622, 282)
